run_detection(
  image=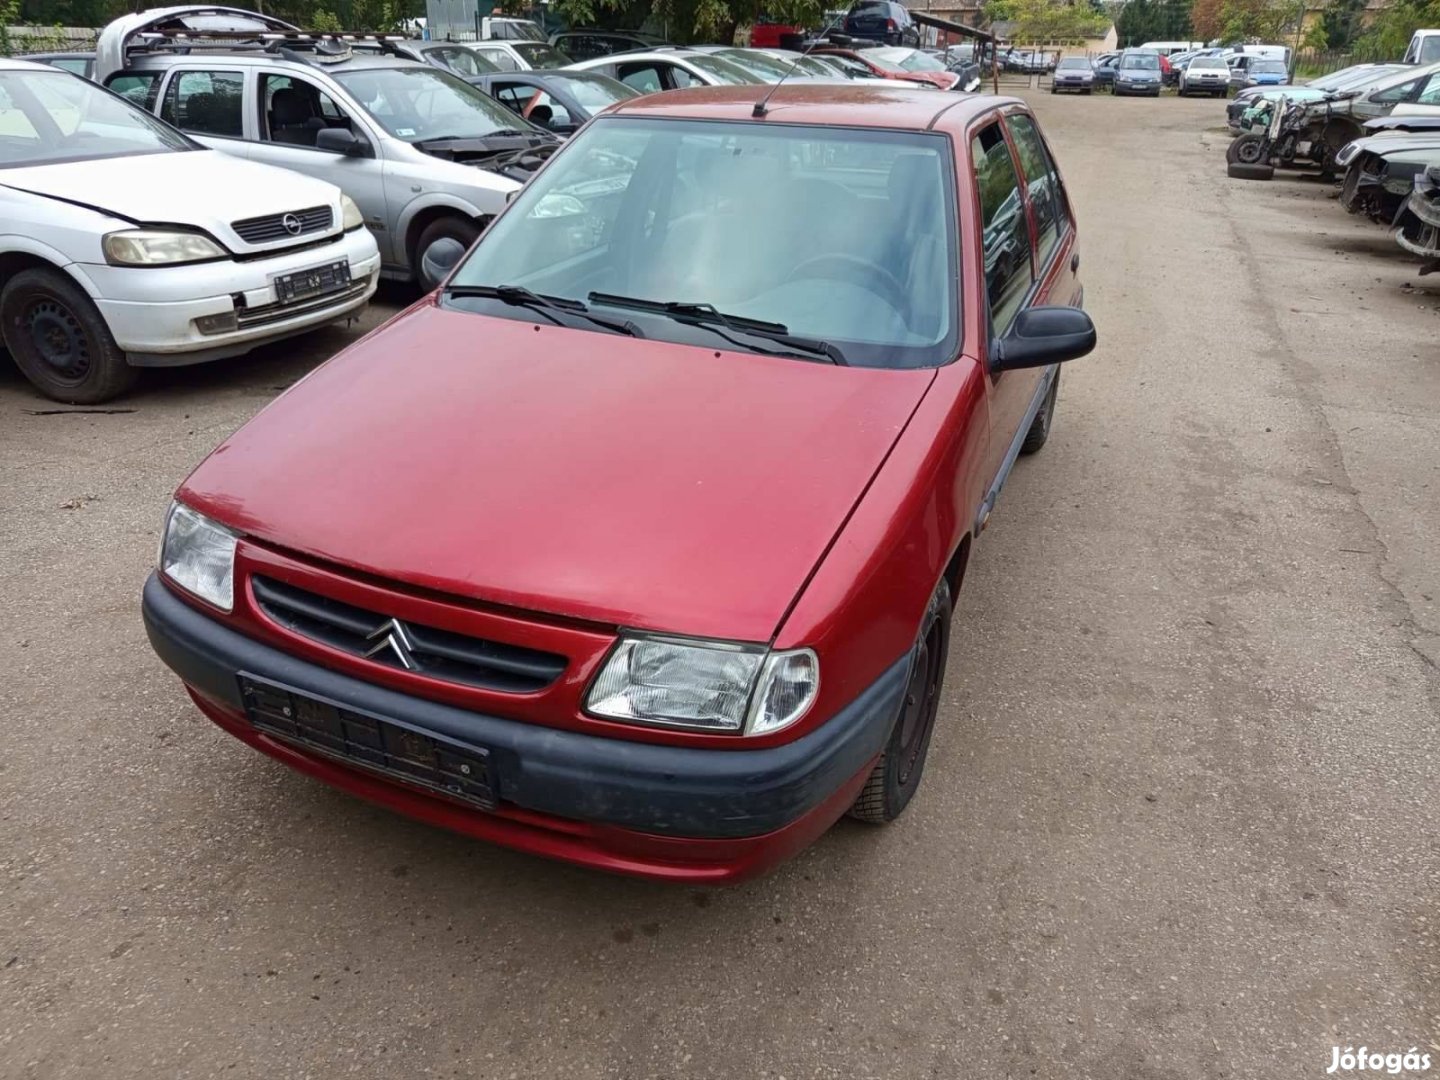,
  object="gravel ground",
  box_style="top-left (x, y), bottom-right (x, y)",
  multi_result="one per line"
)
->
top-left (1, 91), bottom-right (1437, 1080)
